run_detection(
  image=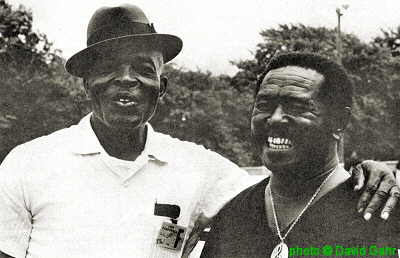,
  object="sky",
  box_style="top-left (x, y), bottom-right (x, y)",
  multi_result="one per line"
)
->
top-left (6, 0), bottom-right (400, 76)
